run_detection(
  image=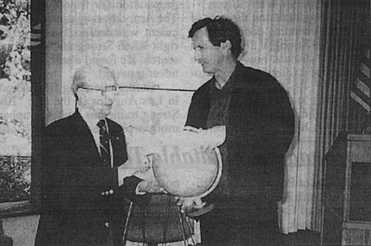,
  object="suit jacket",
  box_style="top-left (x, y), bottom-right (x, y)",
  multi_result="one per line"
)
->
top-left (35, 111), bottom-right (146, 246)
top-left (185, 62), bottom-right (295, 213)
